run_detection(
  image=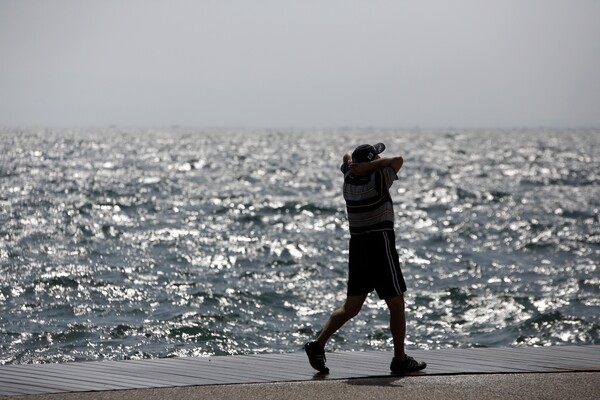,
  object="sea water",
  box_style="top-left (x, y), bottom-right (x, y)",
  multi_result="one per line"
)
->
top-left (0, 127), bottom-right (598, 364)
